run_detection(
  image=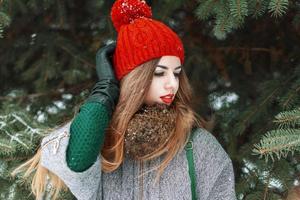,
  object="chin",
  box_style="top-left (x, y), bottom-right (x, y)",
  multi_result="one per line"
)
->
top-left (144, 99), bottom-right (173, 106)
